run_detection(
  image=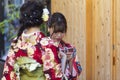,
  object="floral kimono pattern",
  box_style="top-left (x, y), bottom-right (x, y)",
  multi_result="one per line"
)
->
top-left (40, 37), bottom-right (62, 80)
top-left (59, 40), bottom-right (82, 80)
top-left (2, 32), bottom-right (62, 80)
